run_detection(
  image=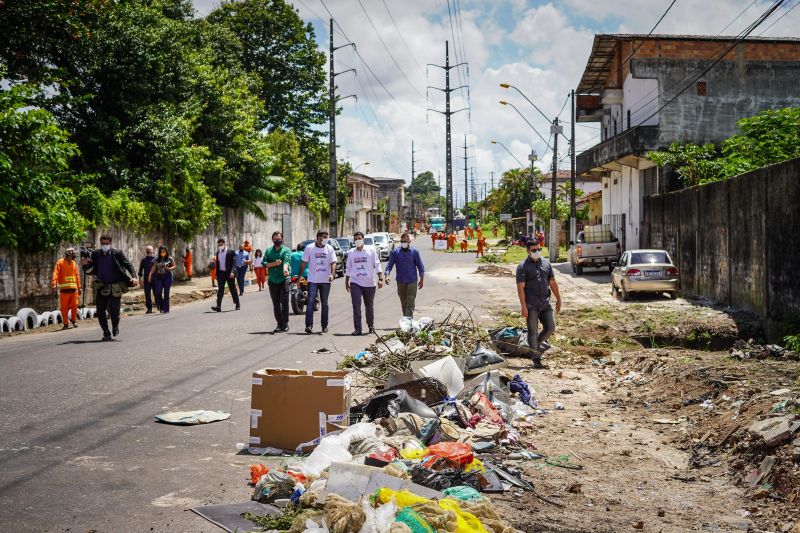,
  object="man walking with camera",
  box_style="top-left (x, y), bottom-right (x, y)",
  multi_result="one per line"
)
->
top-left (81, 235), bottom-right (138, 341)
top-left (51, 247), bottom-right (81, 329)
